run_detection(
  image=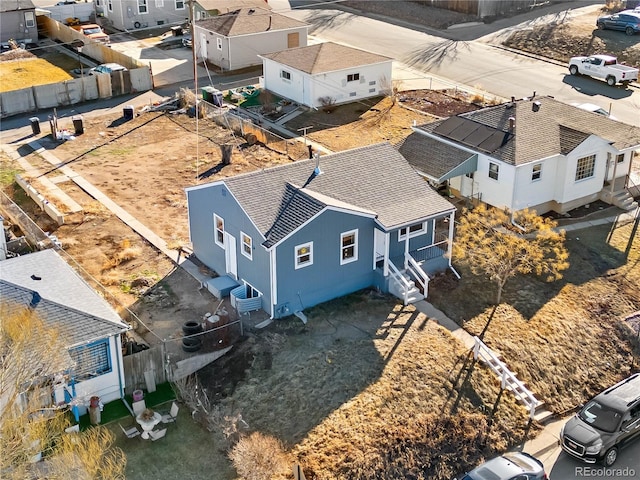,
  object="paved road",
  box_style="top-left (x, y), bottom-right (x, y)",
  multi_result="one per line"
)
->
top-left (542, 442), bottom-right (640, 479)
top-left (279, 3), bottom-right (640, 126)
